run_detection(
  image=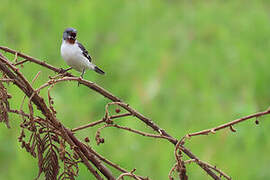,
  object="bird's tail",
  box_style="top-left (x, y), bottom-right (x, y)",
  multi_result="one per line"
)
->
top-left (94, 66), bottom-right (105, 75)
